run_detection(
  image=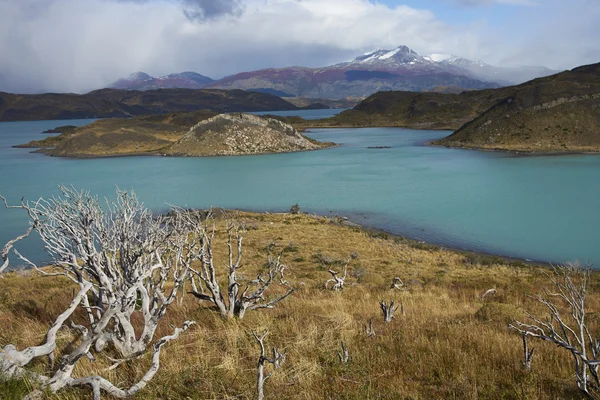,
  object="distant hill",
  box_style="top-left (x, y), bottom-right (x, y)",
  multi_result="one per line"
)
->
top-left (0, 89), bottom-right (298, 122)
top-left (109, 71), bottom-right (215, 90)
top-left (433, 62), bottom-right (600, 152)
top-left (16, 111), bottom-right (333, 157)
